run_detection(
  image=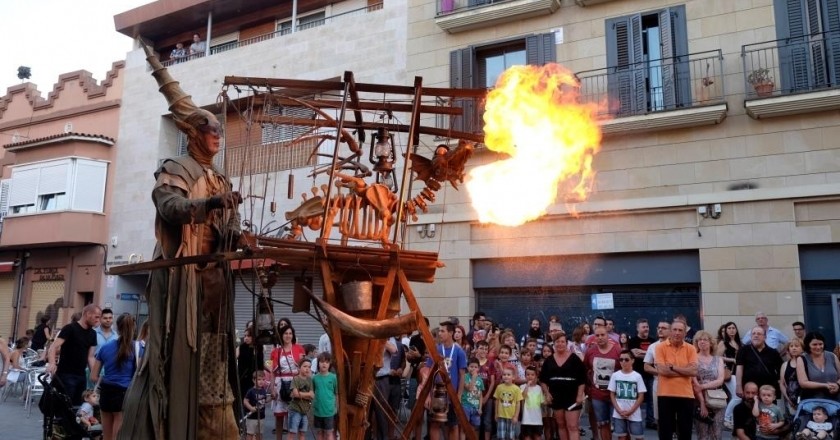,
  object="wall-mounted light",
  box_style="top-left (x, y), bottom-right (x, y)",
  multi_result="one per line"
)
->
top-left (416, 223), bottom-right (436, 238)
top-left (697, 204), bottom-right (722, 220)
